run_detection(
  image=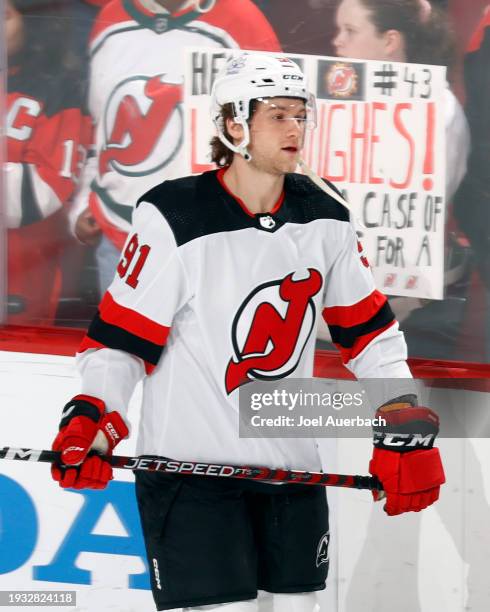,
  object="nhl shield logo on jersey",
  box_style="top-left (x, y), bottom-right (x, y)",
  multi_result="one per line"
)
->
top-left (316, 532), bottom-right (330, 567)
top-left (225, 269), bottom-right (323, 394)
top-left (154, 17), bottom-right (168, 33)
top-left (259, 215), bottom-right (276, 230)
top-left (99, 74), bottom-right (183, 178)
